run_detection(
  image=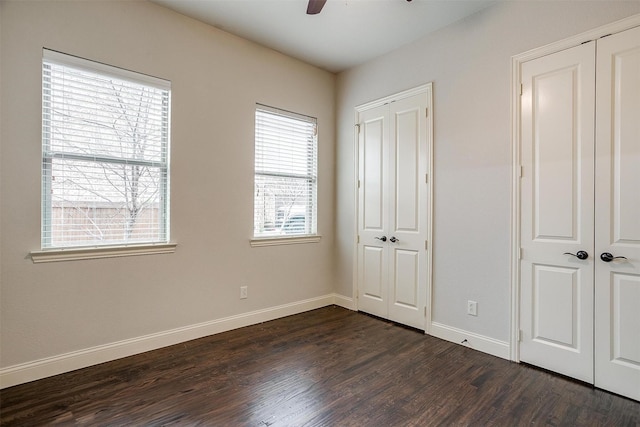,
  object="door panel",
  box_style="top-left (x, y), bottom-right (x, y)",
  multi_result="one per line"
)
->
top-left (359, 244), bottom-right (388, 318)
top-left (362, 114), bottom-right (386, 231)
top-left (394, 106), bottom-right (420, 232)
top-left (520, 42), bottom-right (595, 383)
top-left (358, 104), bottom-right (389, 319)
top-left (532, 264), bottom-right (579, 349)
top-left (595, 26), bottom-right (640, 401)
top-left (610, 39), bottom-right (640, 243)
top-left (393, 249), bottom-right (419, 307)
top-left (362, 246), bottom-right (385, 299)
top-left (533, 67), bottom-right (582, 240)
top-left (387, 94), bottom-right (428, 330)
top-left (611, 274), bottom-right (640, 364)
top-left (392, 248), bottom-right (422, 328)
top-left (597, 271), bottom-right (640, 400)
